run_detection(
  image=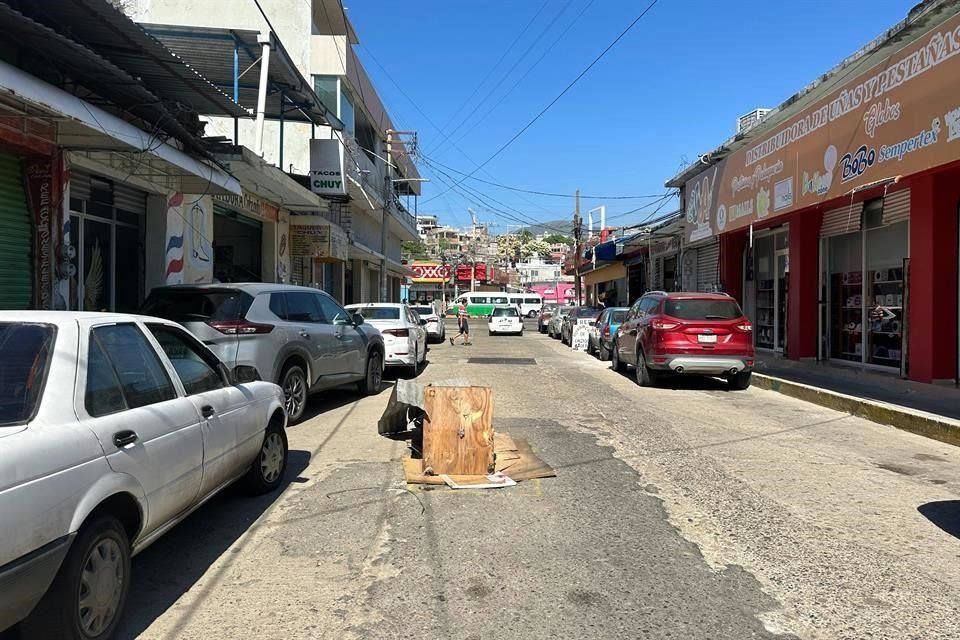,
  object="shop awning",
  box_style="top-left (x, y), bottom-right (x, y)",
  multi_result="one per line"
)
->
top-left (582, 263), bottom-right (627, 287)
top-left (0, 60), bottom-right (240, 195)
top-left (215, 146), bottom-right (322, 210)
top-left (386, 259), bottom-right (416, 279)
